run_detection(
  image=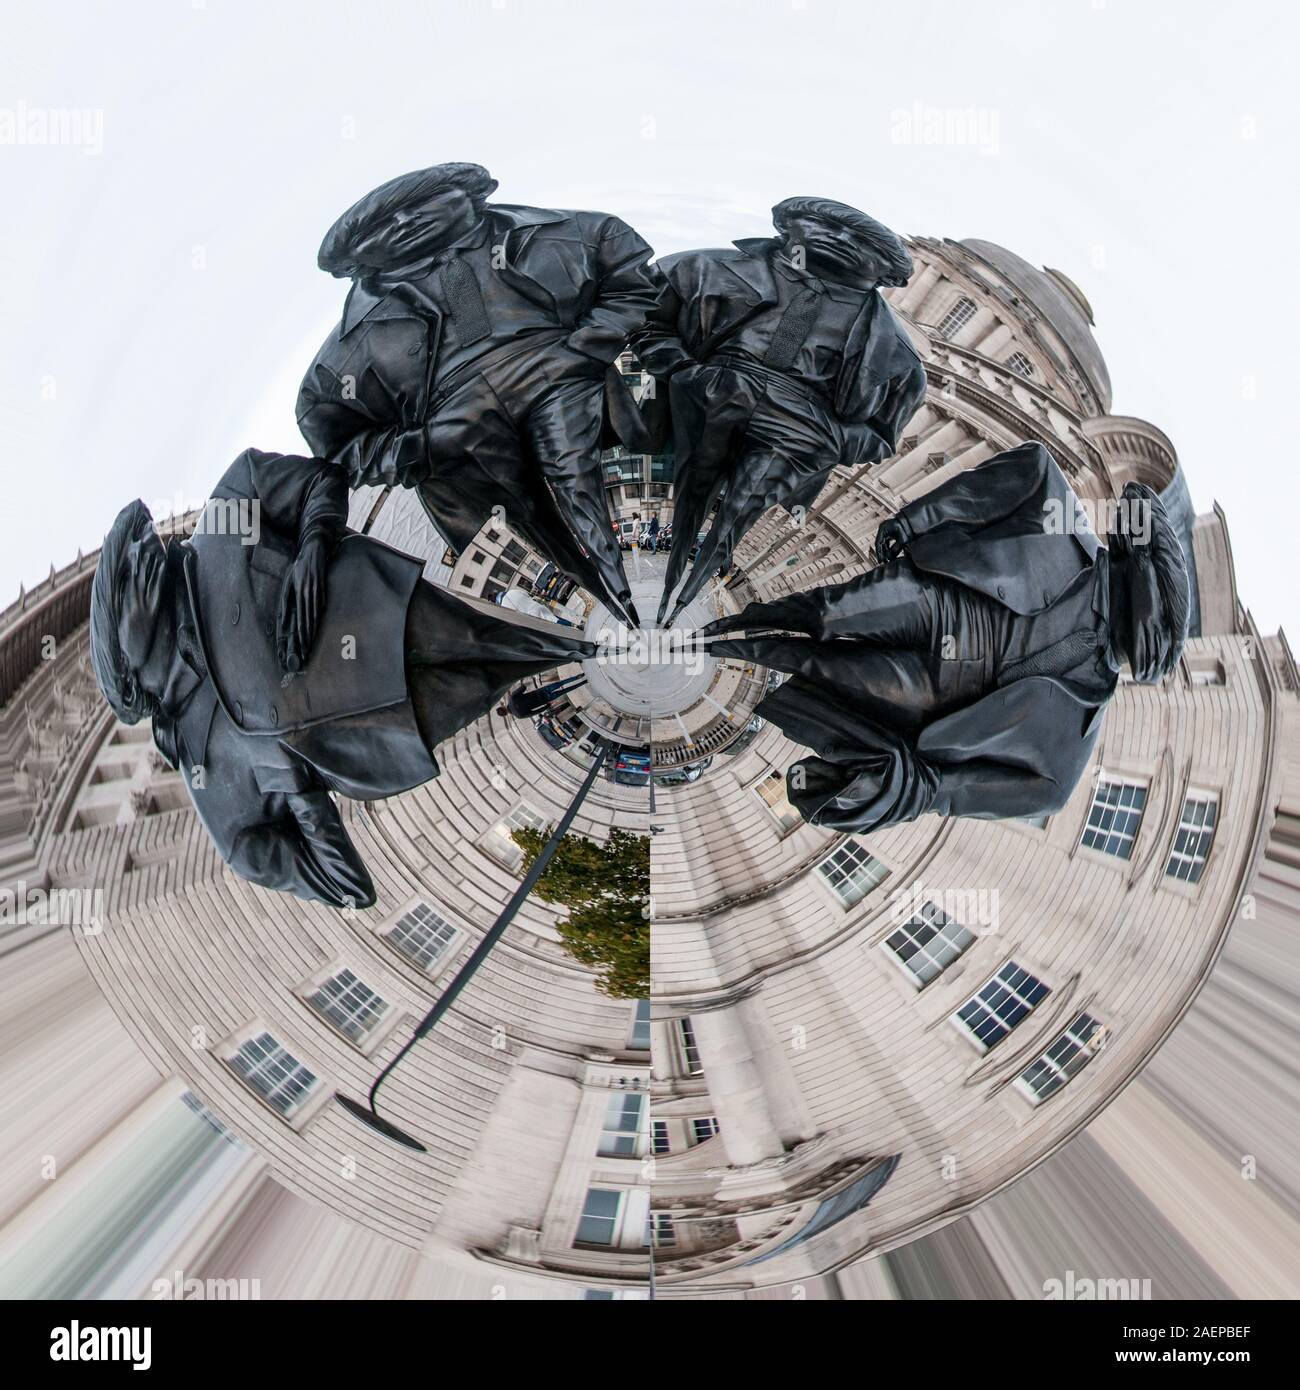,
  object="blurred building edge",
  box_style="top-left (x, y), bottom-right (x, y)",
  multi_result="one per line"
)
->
top-left (0, 499), bottom-right (656, 1298)
top-left (641, 236), bottom-right (1300, 1297)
